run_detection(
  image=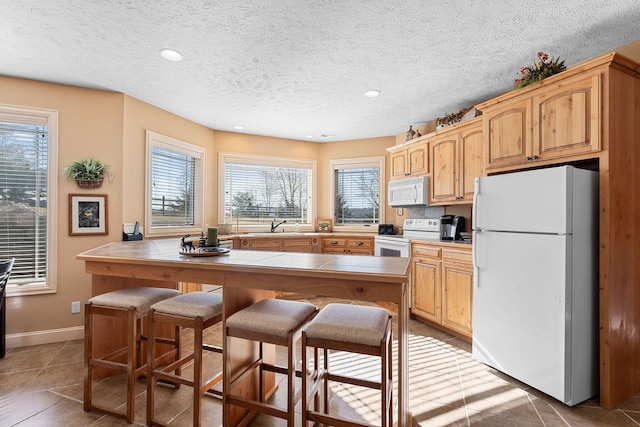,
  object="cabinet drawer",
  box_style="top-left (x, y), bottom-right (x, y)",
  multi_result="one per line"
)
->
top-left (323, 238), bottom-right (347, 248)
top-left (412, 245), bottom-right (441, 259)
top-left (348, 239), bottom-right (372, 249)
top-left (442, 249), bottom-right (472, 264)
